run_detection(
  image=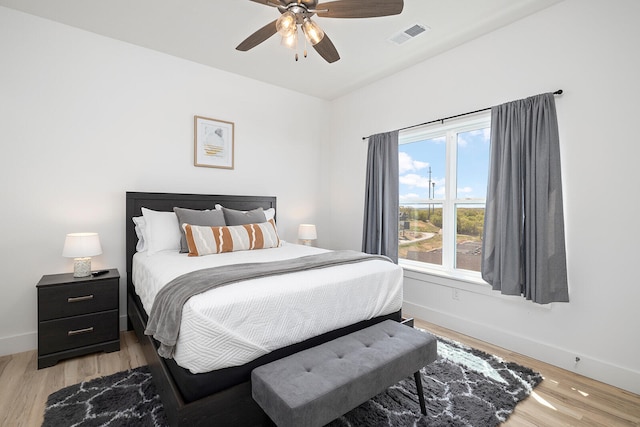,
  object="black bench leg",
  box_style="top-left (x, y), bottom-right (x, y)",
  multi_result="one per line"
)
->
top-left (414, 371), bottom-right (427, 416)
